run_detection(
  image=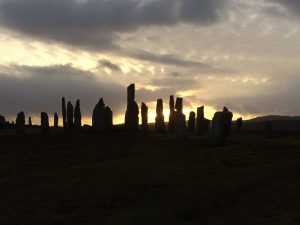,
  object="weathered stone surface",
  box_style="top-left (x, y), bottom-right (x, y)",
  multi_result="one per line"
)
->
top-left (155, 99), bottom-right (165, 132)
top-left (16, 111), bottom-right (25, 133)
top-left (28, 117), bottom-right (32, 127)
top-left (92, 98), bottom-right (105, 131)
top-left (196, 106), bottom-right (205, 134)
top-left (74, 99), bottom-right (81, 130)
top-left (141, 102), bottom-right (148, 136)
top-left (41, 112), bottom-right (49, 132)
top-left (125, 84), bottom-right (139, 132)
top-left (188, 111), bottom-right (196, 132)
top-left (104, 106), bottom-right (113, 131)
top-left (174, 111), bottom-right (186, 139)
top-left (175, 97), bottom-right (183, 113)
top-left (211, 107), bottom-right (233, 146)
top-left (0, 115), bottom-right (5, 128)
top-left (265, 121), bottom-right (273, 138)
top-left (54, 113), bottom-right (59, 128)
top-left (66, 101), bottom-right (74, 129)
top-left (168, 95), bottom-right (175, 132)
top-left (62, 97), bottom-right (67, 129)
top-left (236, 117), bottom-right (243, 132)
